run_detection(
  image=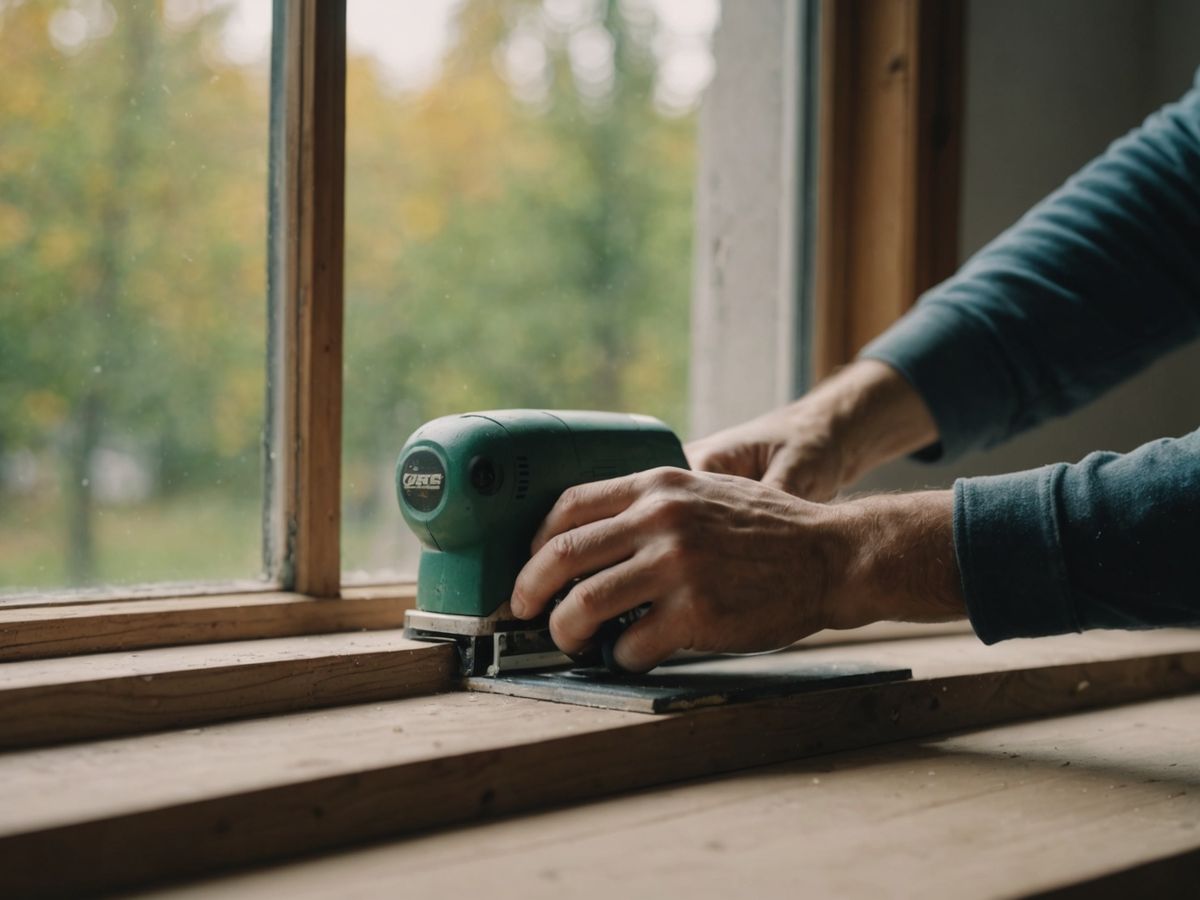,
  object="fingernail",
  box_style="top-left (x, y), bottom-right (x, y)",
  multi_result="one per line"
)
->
top-left (510, 595), bottom-right (526, 618)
